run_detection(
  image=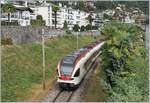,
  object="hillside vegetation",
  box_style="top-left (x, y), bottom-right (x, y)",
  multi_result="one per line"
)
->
top-left (1, 35), bottom-right (101, 101)
top-left (100, 22), bottom-right (148, 101)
